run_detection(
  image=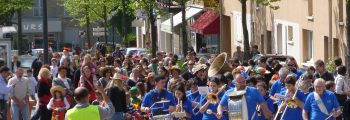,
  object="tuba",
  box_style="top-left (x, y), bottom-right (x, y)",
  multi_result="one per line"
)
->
top-left (208, 52), bottom-right (233, 77)
top-left (227, 90), bottom-right (246, 120)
